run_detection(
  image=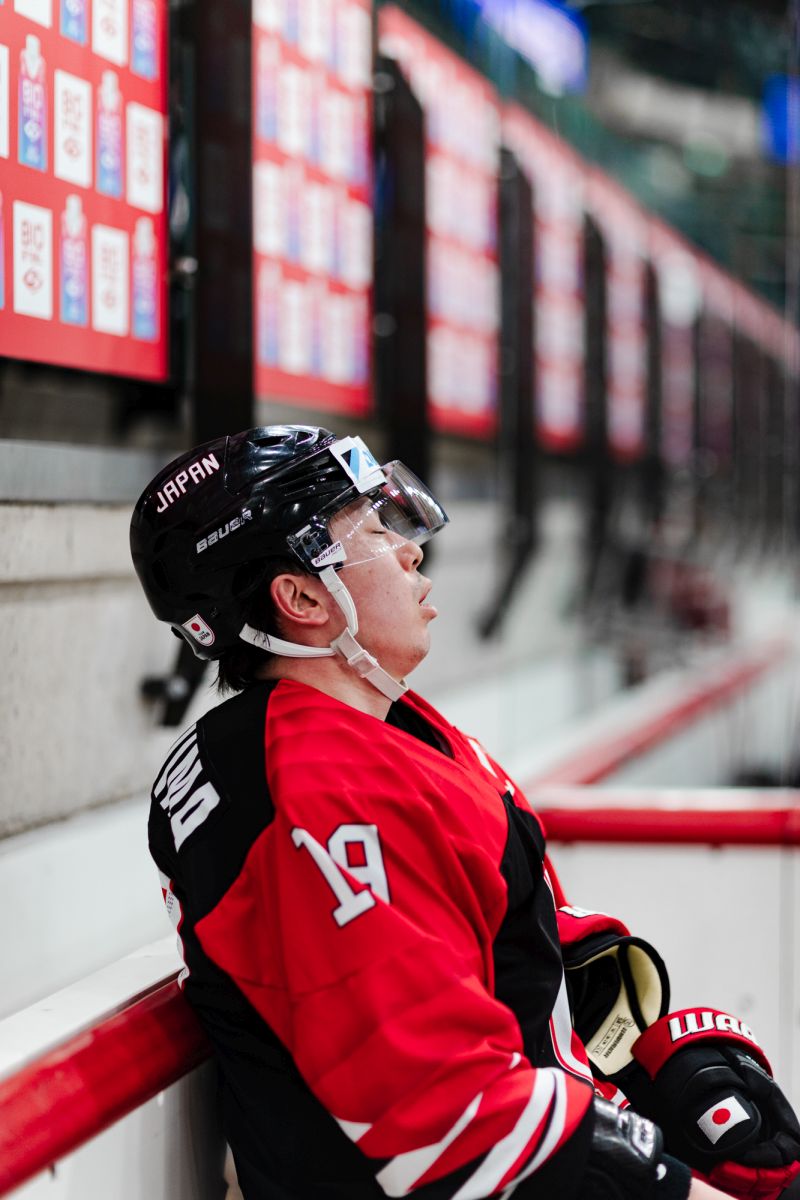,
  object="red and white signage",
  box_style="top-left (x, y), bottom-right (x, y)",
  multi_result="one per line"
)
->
top-left (379, 7), bottom-right (500, 438)
top-left (0, 0), bottom-right (168, 380)
top-left (586, 170), bottom-right (647, 462)
top-left (503, 103), bottom-right (585, 452)
top-left (253, 0), bottom-right (373, 415)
